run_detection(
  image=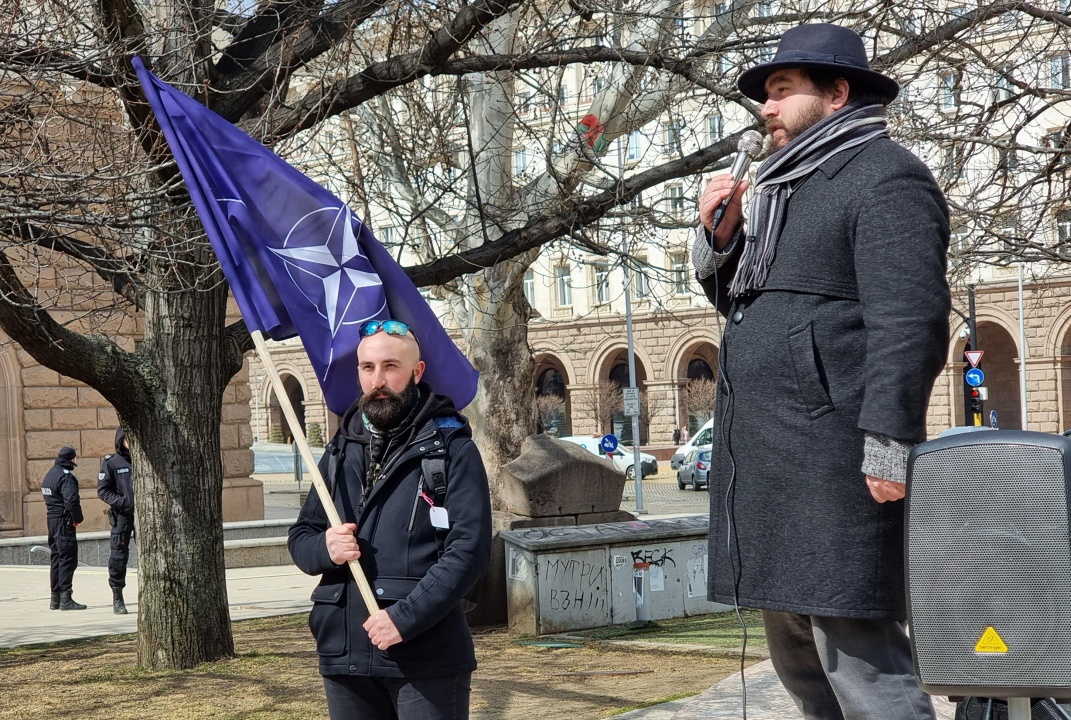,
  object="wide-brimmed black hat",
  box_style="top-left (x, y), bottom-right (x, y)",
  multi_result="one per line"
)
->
top-left (738, 23), bottom-right (899, 103)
